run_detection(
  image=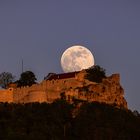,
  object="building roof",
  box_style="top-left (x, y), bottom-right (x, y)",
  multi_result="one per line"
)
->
top-left (46, 71), bottom-right (79, 80)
